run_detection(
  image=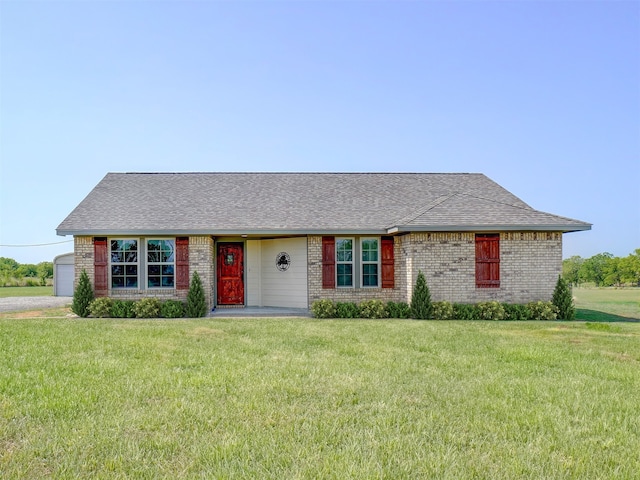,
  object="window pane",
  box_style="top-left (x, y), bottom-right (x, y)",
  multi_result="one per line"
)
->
top-left (148, 240), bottom-right (161, 251)
top-left (126, 277), bottom-right (138, 288)
top-left (125, 252), bottom-right (137, 263)
top-left (162, 265), bottom-right (174, 275)
top-left (111, 265), bottom-right (123, 276)
top-left (148, 251), bottom-right (160, 263)
top-left (126, 265), bottom-right (137, 276)
top-left (112, 277), bottom-right (124, 288)
top-left (161, 251), bottom-right (174, 263)
top-left (162, 276), bottom-right (174, 287)
top-left (362, 264), bottom-right (378, 287)
top-left (148, 277), bottom-right (160, 287)
top-left (148, 265), bottom-right (160, 275)
top-left (362, 239), bottom-right (379, 262)
top-left (111, 252), bottom-right (124, 263)
top-left (337, 264), bottom-right (353, 287)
